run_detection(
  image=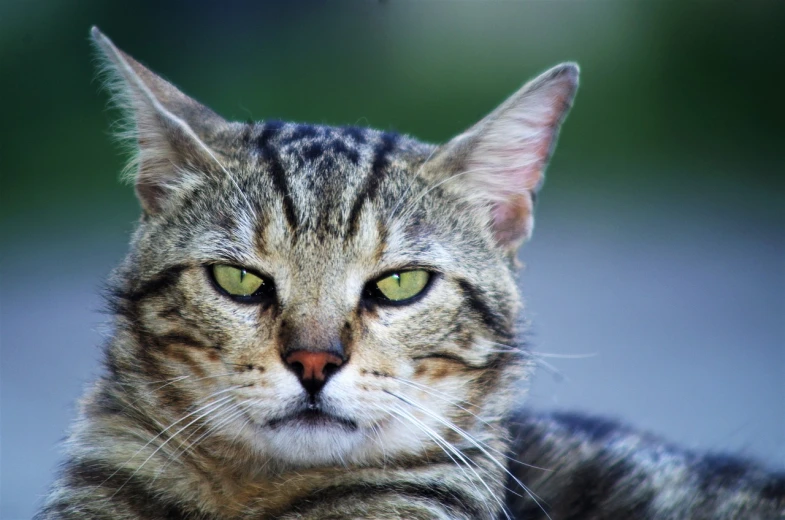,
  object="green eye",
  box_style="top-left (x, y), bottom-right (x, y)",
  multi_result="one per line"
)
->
top-left (212, 265), bottom-right (265, 297)
top-left (374, 270), bottom-right (431, 302)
